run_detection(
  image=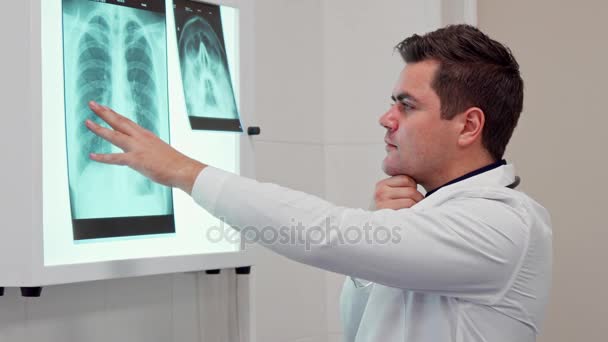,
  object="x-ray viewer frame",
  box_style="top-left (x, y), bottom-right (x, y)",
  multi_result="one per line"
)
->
top-left (0, 0), bottom-right (256, 287)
